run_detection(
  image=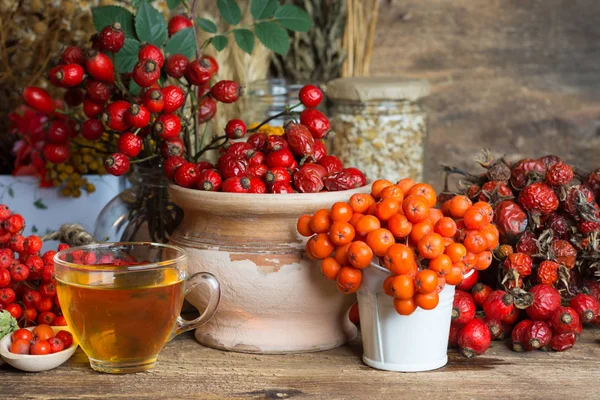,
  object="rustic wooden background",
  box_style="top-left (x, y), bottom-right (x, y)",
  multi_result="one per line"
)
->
top-left (371, 0), bottom-right (600, 189)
